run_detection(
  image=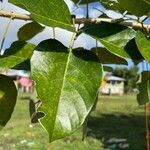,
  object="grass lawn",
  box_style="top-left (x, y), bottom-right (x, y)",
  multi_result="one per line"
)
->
top-left (0, 94), bottom-right (146, 150)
